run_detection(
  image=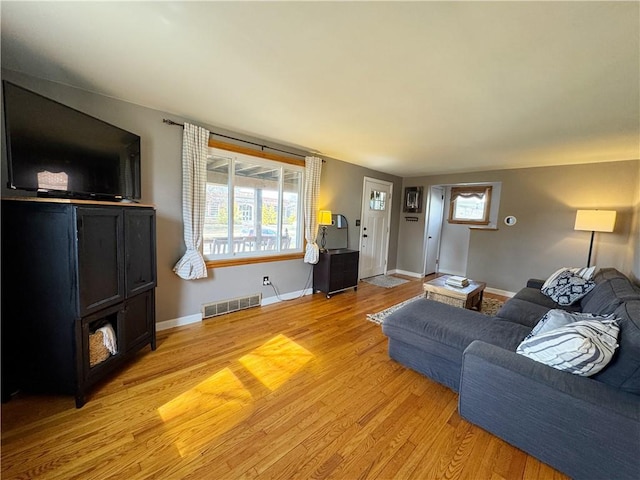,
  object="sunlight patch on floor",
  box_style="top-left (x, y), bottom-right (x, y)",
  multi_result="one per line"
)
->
top-left (156, 334), bottom-right (314, 457)
top-left (157, 367), bottom-right (254, 458)
top-left (158, 367), bottom-right (252, 423)
top-left (239, 334), bottom-right (314, 391)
